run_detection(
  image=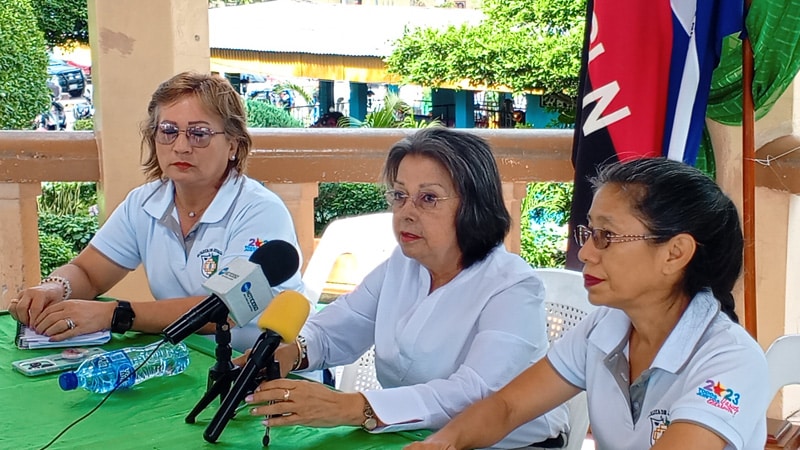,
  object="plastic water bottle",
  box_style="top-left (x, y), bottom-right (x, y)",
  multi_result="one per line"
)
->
top-left (59, 341), bottom-right (189, 393)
